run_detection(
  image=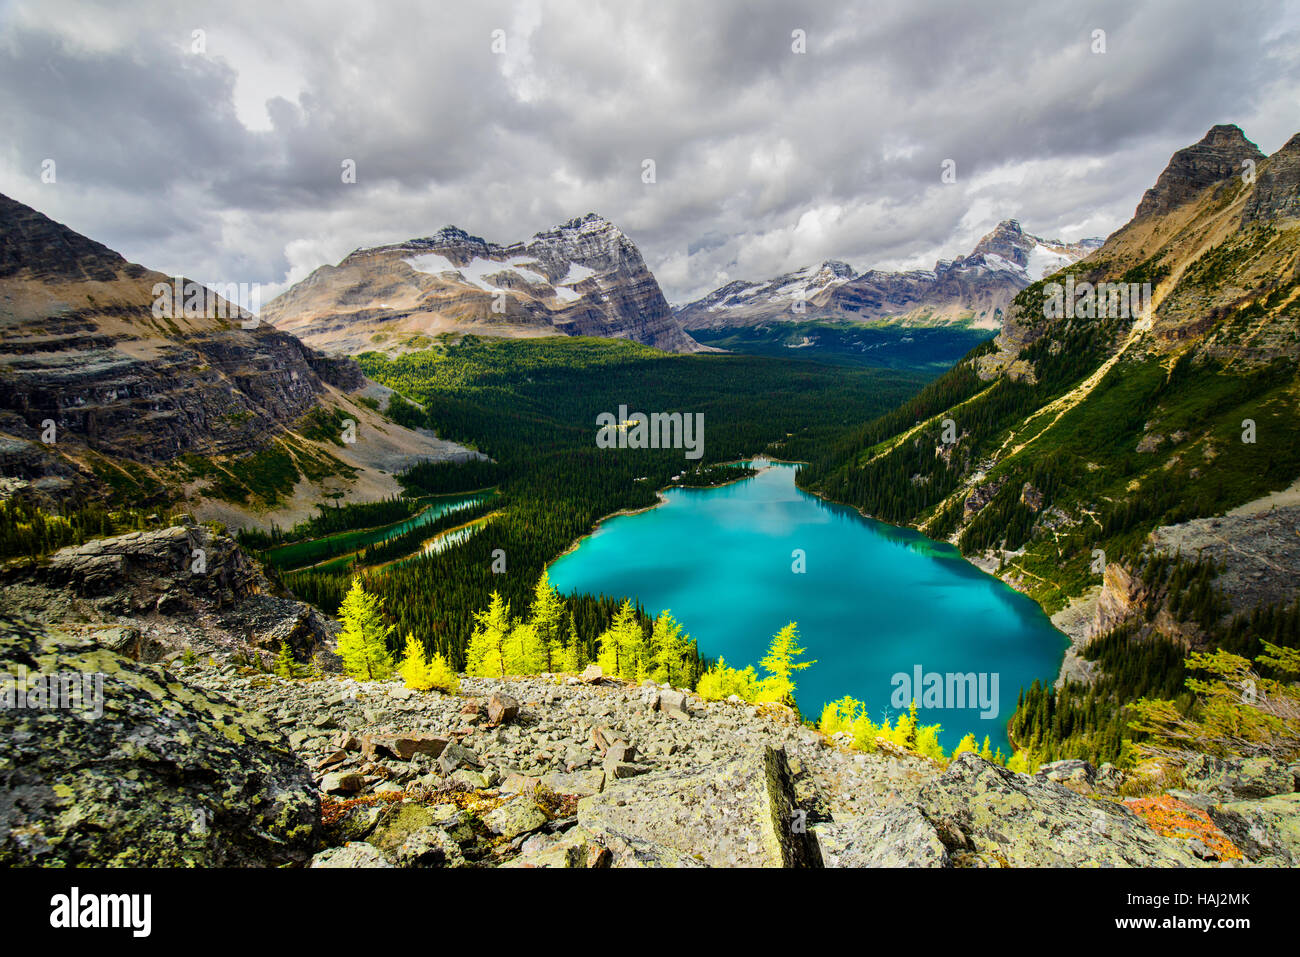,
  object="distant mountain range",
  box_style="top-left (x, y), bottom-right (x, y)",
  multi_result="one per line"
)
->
top-left (260, 213), bottom-right (706, 355)
top-left (674, 221), bottom-right (1103, 332)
